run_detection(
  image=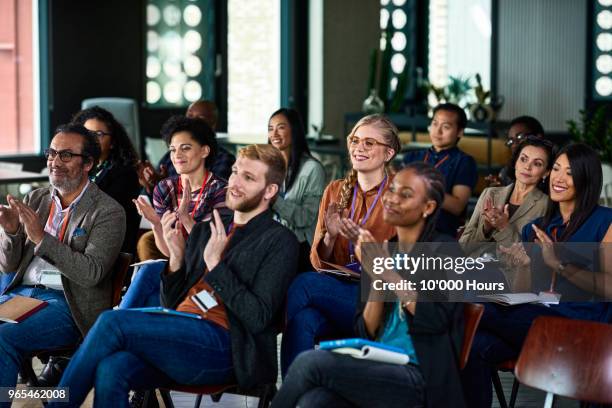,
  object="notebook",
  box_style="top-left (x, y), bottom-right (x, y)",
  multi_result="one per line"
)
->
top-left (317, 261), bottom-right (360, 280)
top-left (479, 292), bottom-right (561, 306)
top-left (130, 306), bottom-right (202, 320)
top-left (319, 338), bottom-right (410, 365)
top-left (0, 296), bottom-right (49, 324)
